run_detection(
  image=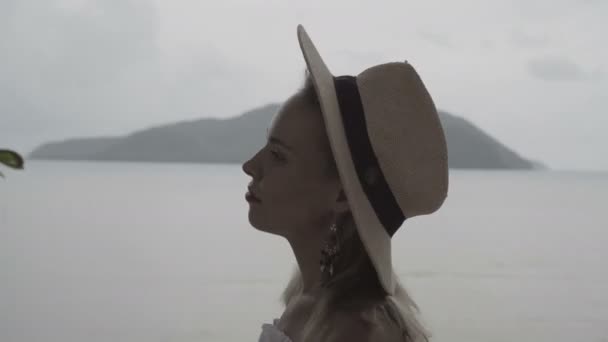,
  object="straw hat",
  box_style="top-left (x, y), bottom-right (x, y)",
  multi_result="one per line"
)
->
top-left (296, 25), bottom-right (449, 295)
